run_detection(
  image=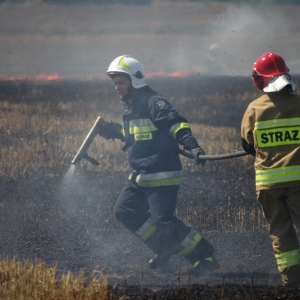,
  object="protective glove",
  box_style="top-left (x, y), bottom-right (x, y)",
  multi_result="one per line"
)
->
top-left (99, 121), bottom-right (123, 140)
top-left (190, 147), bottom-right (206, 166)
top-left (183, 138), bottom-right (206, 166)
